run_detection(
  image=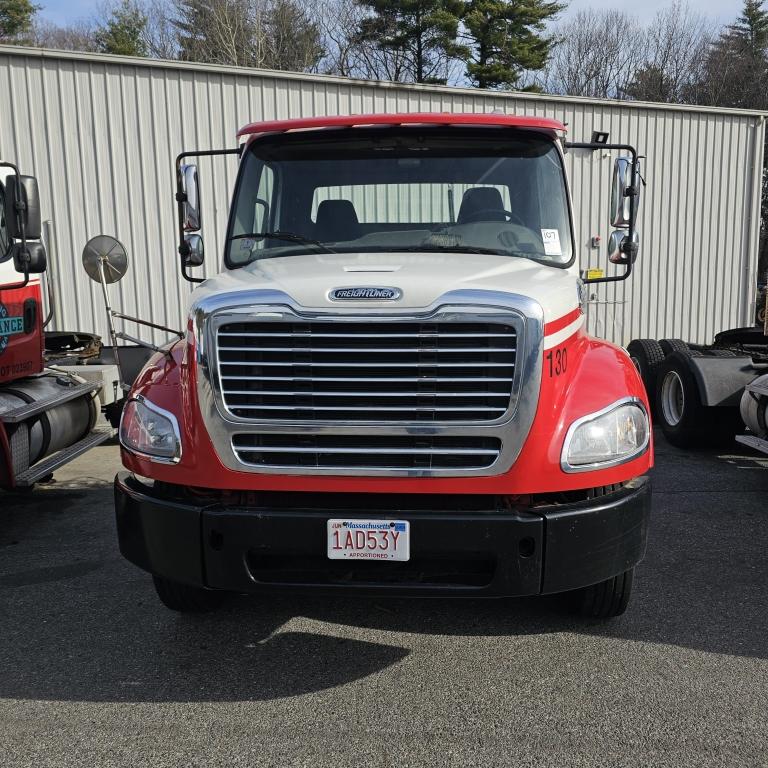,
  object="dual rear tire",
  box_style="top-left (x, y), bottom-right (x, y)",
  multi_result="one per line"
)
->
top-left (654, 352), bottom-right (741, 448)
